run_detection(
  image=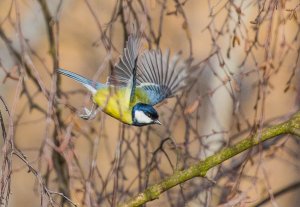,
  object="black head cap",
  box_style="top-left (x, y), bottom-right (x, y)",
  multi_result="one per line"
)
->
top-left (132, 103), bottom-right (160, 126)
